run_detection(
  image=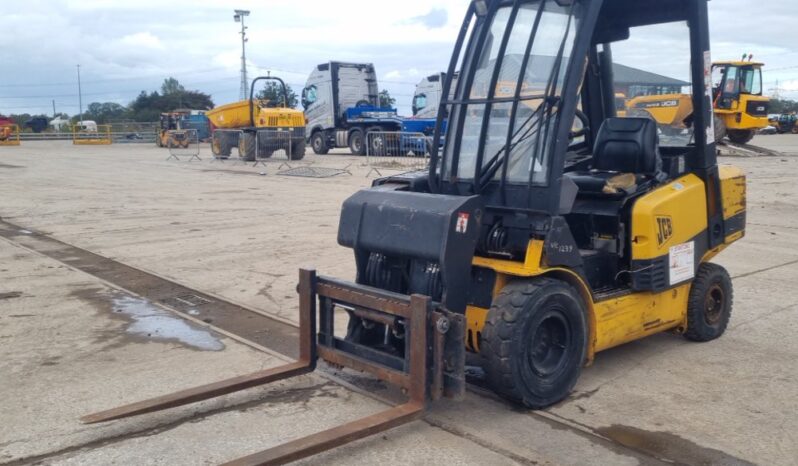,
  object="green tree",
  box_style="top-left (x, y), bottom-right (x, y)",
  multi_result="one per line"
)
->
top-left (256, 81), bottom-right (298, 108)
top-left (769, 98), bottom-right (798, 114)
top-left (379, 89), bottom-right (396, 108)
top-left (84, 102), bottom-right (128, 124)
top-left (128, 79), bottom-right (214, 122)
top-left (161, 77), bottom-right (186, 95)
